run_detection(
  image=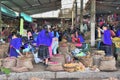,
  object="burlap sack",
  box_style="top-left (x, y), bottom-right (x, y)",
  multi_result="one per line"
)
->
top-left (48, 62), bottom-right (62, 66)
top-left (93, 55), bottom-right (102, 67)
top-left (59, 46), bottom-right (69, 54)
top-left (99, 57), bottom-right (117, 71)
top-left (68, 43), bottom-right (76, 52)
top-left (46, 65), bottom-right (64, 72)
top-left (93, 50), bottom-right (105, 56)
top-left (26, 53), bottom-right (34, 62)
top-left (0, 49), bottom-right (5, 58)
top-left (0, 59), bottom-right (3, 67)
top-left (51, 55), bottom-right (65, 64)
top-left (11, 67), bottom-right (28, 72)
top-left (0, 43), bottom-right (9, 54)
top-left (17, 58), bottom-right (33, 70)
top-left (3, 57), bottom-right (16, 68)
top-left (79, 56), bottom-right (93, 67)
